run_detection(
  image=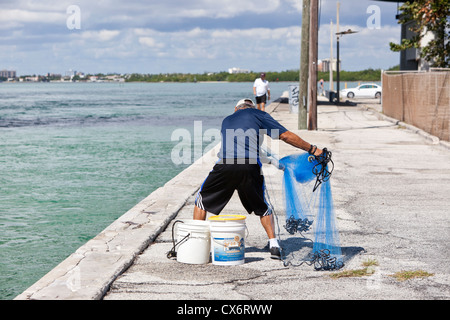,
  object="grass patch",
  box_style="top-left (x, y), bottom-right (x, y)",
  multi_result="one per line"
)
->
top-left (329, 259), bottom-right (434, 282)
top-left (330, 259), bottom-right (379, 279)
top-left (330, 268), bottom-right (371, 279)
top-left (390, 270), bottom-right (434, 282)
top-left (362, 259), bottom-right (379, 267)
